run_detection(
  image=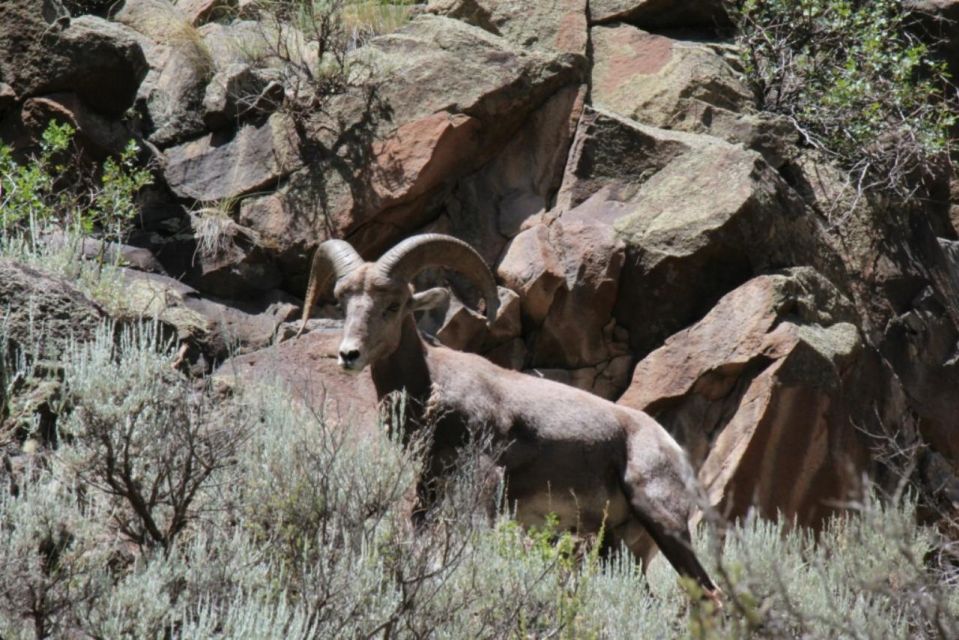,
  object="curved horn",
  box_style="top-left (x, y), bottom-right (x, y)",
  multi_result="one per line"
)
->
top-left (296, 240), bottom-right (364, 337)
top-left (375, 234), bottom-right (499, 324)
